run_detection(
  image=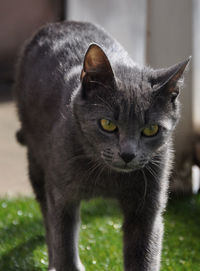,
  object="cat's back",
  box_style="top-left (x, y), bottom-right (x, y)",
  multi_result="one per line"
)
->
top-left (16, 21), bottom-right (113, 100)
top-left (16, 21), bottom-right (131, 101)
top-left (14, 23), bottom-right (102, 135)
top-left (15, 22), bottom-right (125, 114)
top-left (16, 21), bottom-right (126, 91)
top-left (15, 21), bottom-right (133, 145)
